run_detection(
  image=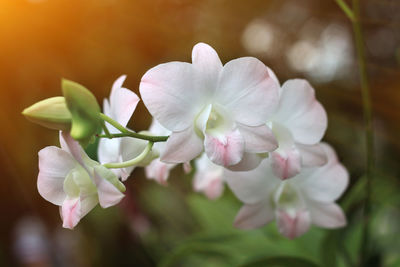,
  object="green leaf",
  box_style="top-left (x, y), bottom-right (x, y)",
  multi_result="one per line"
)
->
top-left (238, 256), bottom-right (320, 267)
